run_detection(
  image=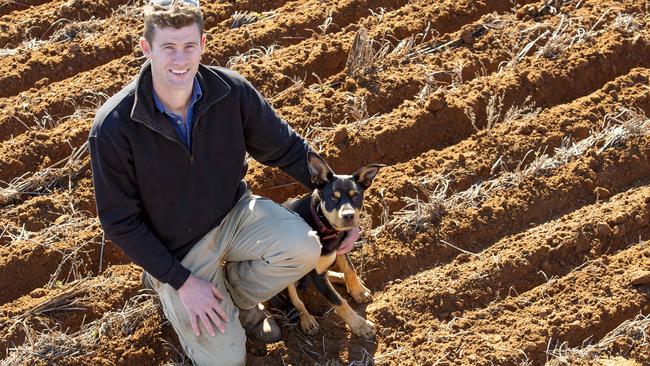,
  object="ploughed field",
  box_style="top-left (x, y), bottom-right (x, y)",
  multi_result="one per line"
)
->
top-left (1, 0), bottom-right (649, 365)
